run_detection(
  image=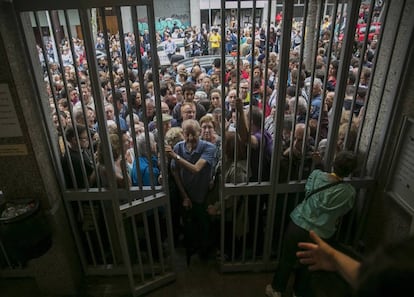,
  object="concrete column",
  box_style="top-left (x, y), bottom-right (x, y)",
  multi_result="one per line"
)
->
top-left (190, 0), bottom-right (201, 29)
top-left (0, 3), bottom-right (81, 295)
